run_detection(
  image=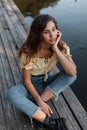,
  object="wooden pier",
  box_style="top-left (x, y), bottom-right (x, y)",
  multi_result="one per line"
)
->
top-left (0, 0), bottom-right (87, 130)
